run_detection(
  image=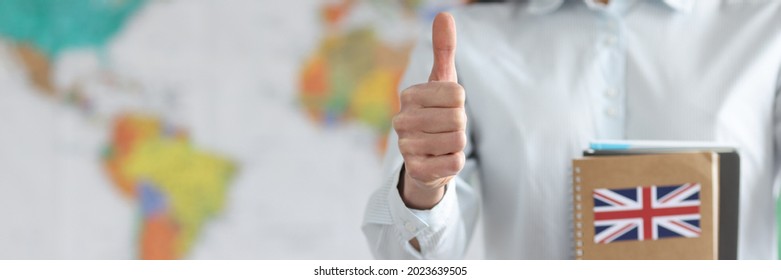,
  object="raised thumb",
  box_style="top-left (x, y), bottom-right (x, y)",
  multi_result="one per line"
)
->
top-left (428, 12), bottom-right (457, 82)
